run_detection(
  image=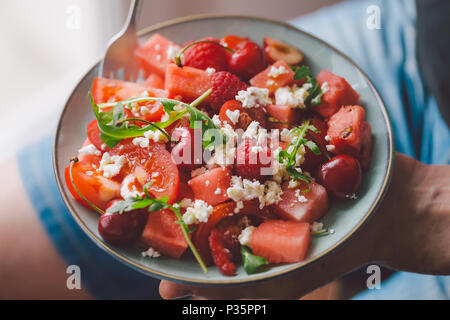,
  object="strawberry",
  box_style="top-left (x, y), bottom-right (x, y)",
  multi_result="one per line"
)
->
top-left (208, 71), bottom-right (248, 112)
top-left (183, 37), bottom-right (228, 71)
top-left (235, 139), bottom-right (272, 181)
top-left (228, 40), bottom-right (266, 81)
